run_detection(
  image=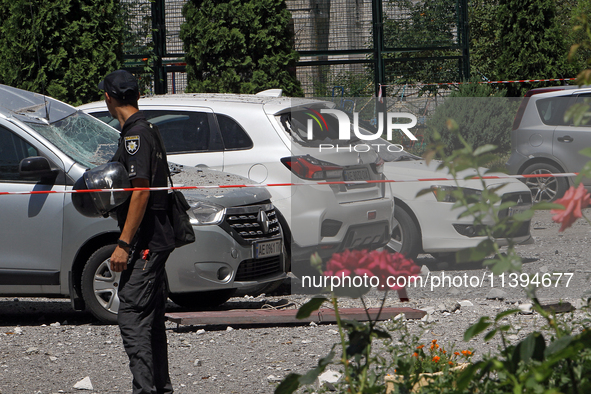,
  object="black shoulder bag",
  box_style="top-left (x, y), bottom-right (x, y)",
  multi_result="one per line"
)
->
top-left (142, 120), bottom-right (196, 248)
